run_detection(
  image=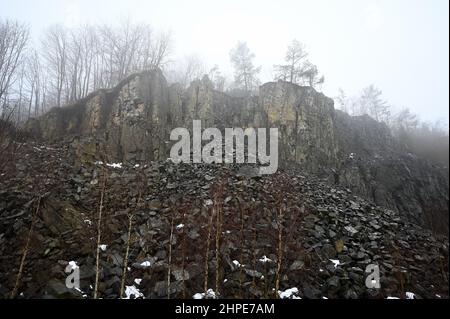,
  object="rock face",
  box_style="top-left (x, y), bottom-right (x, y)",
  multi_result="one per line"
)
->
top-left (333, 112), bottom-right (449, 235)
top-left (259, 81), bottom-right (338, 170)
top-left (26, 70), bottom-right (449, 234)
